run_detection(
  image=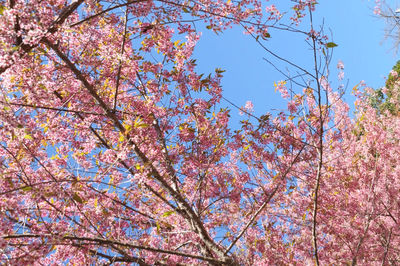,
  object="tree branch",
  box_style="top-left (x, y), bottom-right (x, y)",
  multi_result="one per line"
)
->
top-left (0, 0), bottom-right (84, 75)
top-left (2, 234), bottom-right (226, 264)
top-left (43, 37), bottom-right (233, 264)
top-left (309, 5), bottom-right (323, 265)
top-left (225, 144), bottom-right (306, 255)
top-left (70, 0), bottom-right (145, 28)
top-left (113, 6), bottom-right (129, 111)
